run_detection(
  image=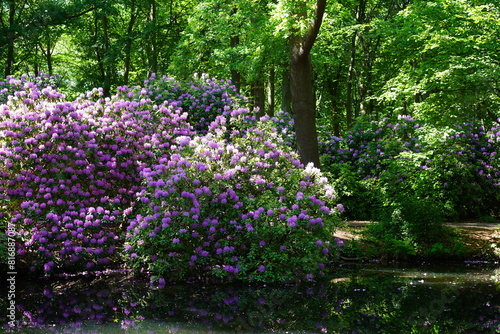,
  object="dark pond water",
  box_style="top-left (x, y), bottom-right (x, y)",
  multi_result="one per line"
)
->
top-left (2, 262), bottom-right (499, 334)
